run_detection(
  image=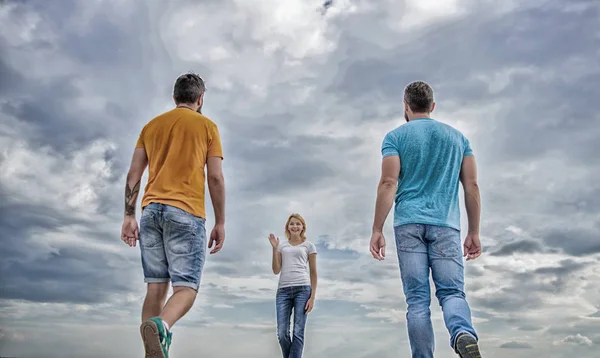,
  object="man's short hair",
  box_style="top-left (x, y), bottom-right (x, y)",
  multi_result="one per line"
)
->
top-left (173, 72), bottom-right (206, 104)
top-left (404, 81), bottom-right (434, 113)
